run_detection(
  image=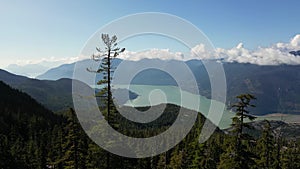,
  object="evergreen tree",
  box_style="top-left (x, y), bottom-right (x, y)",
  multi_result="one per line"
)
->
top-left (48, 125), bottom-right (65, 169)
top-left (218, 136), bottom-right (241, 169)
top-left (88, 34), bottom-right (125, 169)
top-left (0, 134), bottom-right (17, 169)
top-left (157, 152), bottom-right (167, 169)
top-left (218, 94), bottom-right (257, 169)
top-left (256, 120), bottom-right (275, 168)
top-left (62, 108), bottom-right (87, 169)
top-left (281, 139), bottom-right (300, 169)
top-left (89, 34), bottom-right (125, 125)
top-left (273, 130), bottom-right (282, 169)
top-left (86, 143), bottom-right (107, 169)
top-left (189, 142), bottom-right (206, 169)
top-left (169, 150), bottom-right (184, 169)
